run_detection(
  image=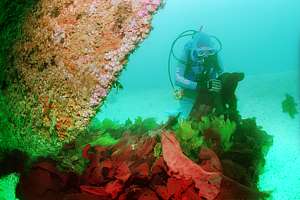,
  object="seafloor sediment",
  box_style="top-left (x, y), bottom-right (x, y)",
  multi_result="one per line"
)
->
top-left (10, 0), bottom-right (161, 139)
